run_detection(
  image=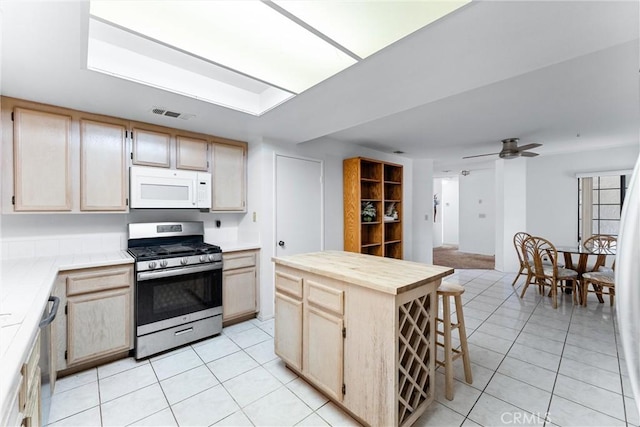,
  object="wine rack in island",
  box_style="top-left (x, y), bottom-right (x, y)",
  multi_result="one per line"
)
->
top-left (343, 157), bottom-right (403, 259)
